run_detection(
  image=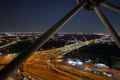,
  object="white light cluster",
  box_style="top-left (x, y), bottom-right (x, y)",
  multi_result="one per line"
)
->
top-left (95, 63), bottom-right (109, 68)
top-left (67, 59), bottom-right (83, 66)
